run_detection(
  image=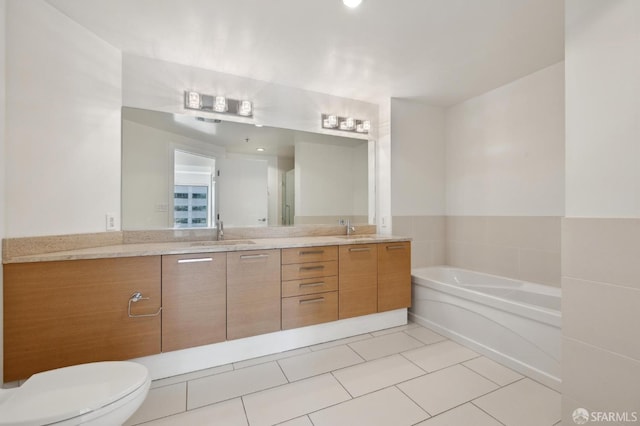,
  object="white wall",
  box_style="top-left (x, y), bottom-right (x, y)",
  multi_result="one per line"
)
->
top-left (122, 54), bottom-right (378, 141)
top-left (563, 1), bottom-right (640, 421)
top-left (294, 139), bottom-right (368, 218)
top-left (390, 98), bottom-right (446, 216)
top-left (565, 2), bottom-right (640, 218)
top-left (5, 1), bottom-right (122, 237)
top-left (446, 62), bottom-right (565, 216)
